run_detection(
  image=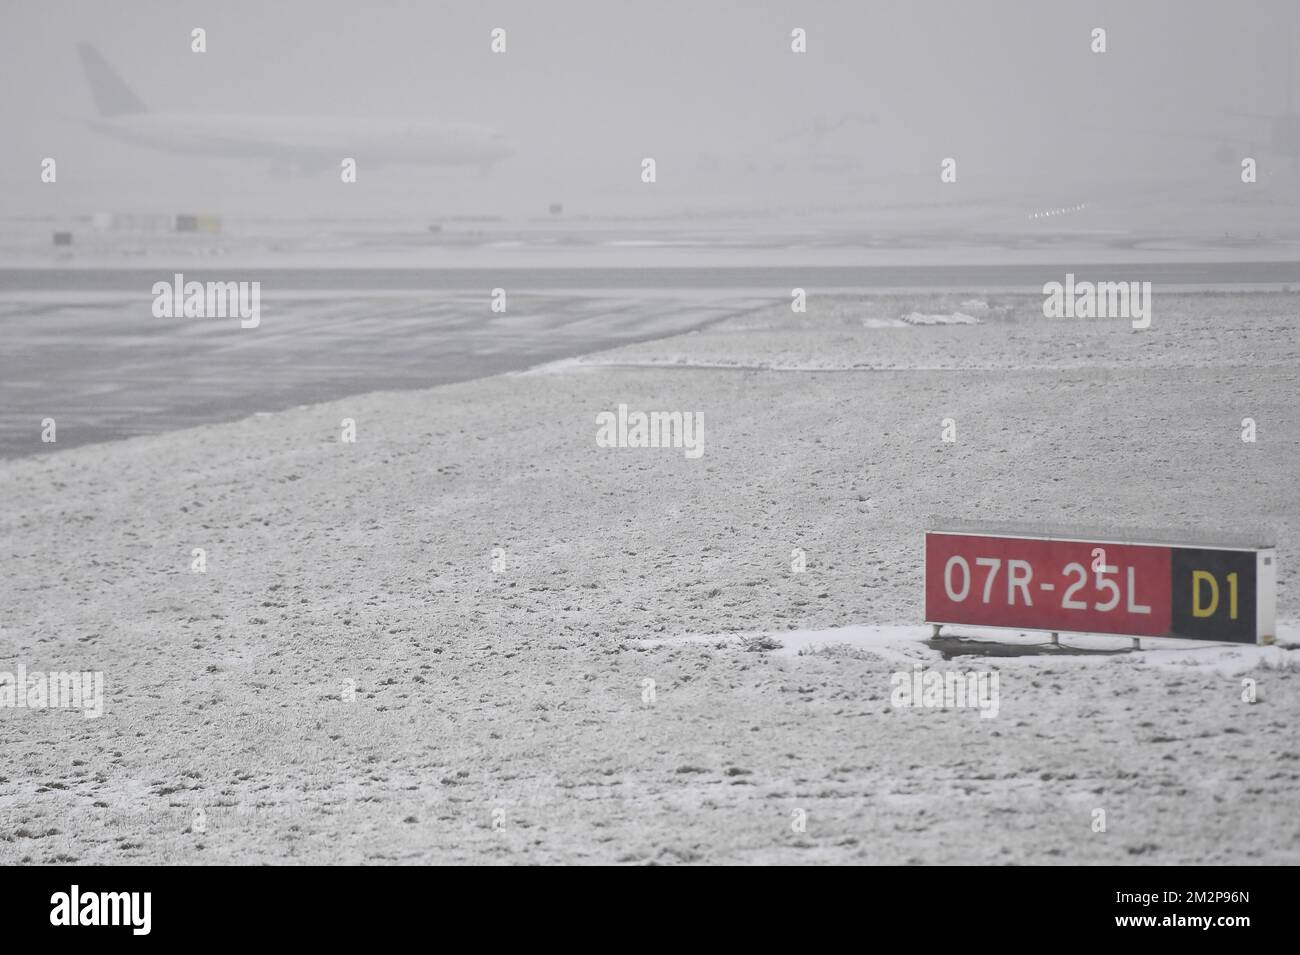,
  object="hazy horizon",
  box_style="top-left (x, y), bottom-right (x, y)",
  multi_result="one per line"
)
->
top-left (3, 0), bottom-right (1299, 225)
